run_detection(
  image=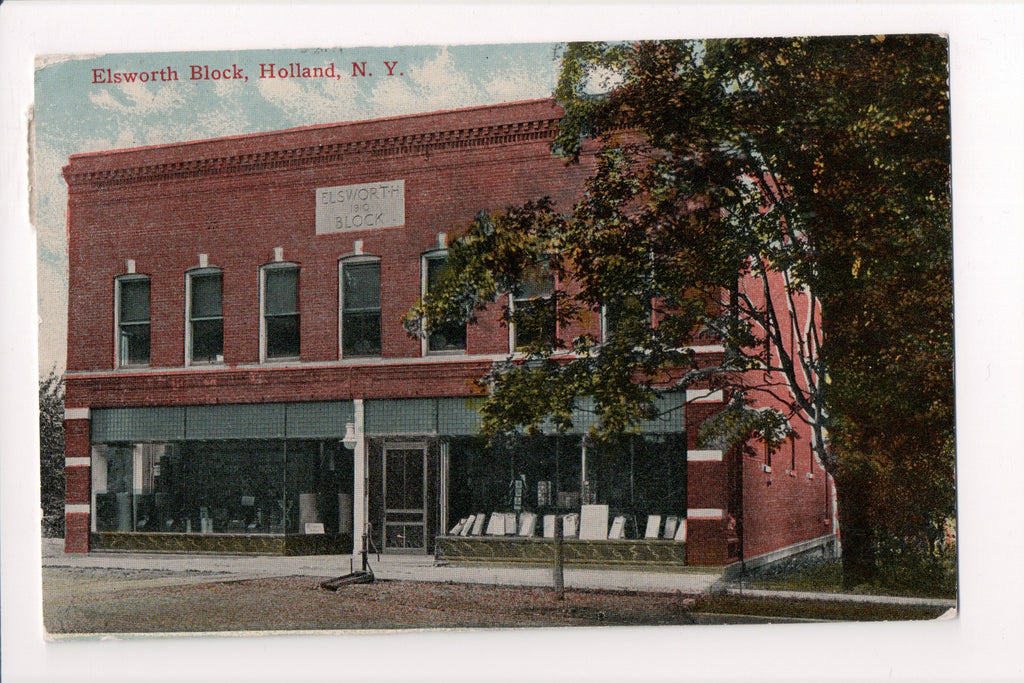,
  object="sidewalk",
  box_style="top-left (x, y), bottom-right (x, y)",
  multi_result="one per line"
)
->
top-left (41, 538), bottom-right (726, 594)
top-left (42, 539), bottom-right (958, 612)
